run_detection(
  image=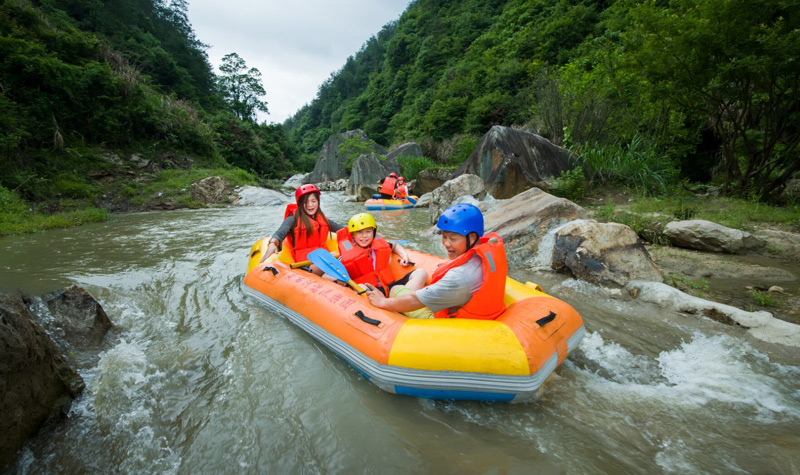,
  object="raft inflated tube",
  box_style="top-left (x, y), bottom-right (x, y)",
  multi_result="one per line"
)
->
top-left (243, 241), bottom-right (585, 402)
